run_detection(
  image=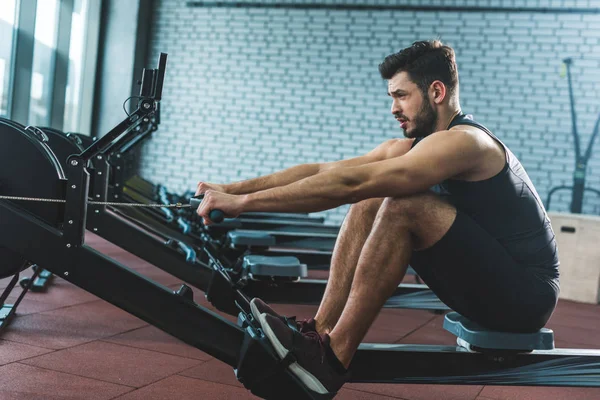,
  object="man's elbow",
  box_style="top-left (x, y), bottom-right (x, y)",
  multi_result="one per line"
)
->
top-left (329, 171), bottom-right (363, 203)
top-left (351, 168), bottom-right (417, 200)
